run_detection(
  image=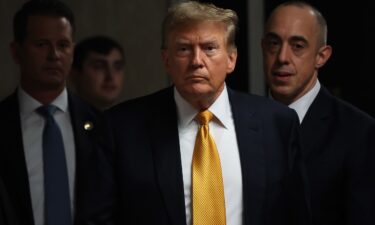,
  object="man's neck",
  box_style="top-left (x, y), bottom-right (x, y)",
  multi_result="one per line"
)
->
top-left (20, 86), bottom-right (65, 105)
